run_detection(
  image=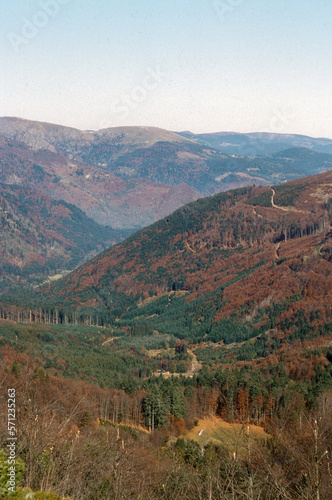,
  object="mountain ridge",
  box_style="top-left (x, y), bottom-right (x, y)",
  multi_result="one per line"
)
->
top-left (178, 130), bottom-right (332, 155)
top-left (1, 117), bottom-right (331, 293)
top-left (0, 135), bottom-right (200, 228)
top-left (1, 117), bottom-right (331, 195)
